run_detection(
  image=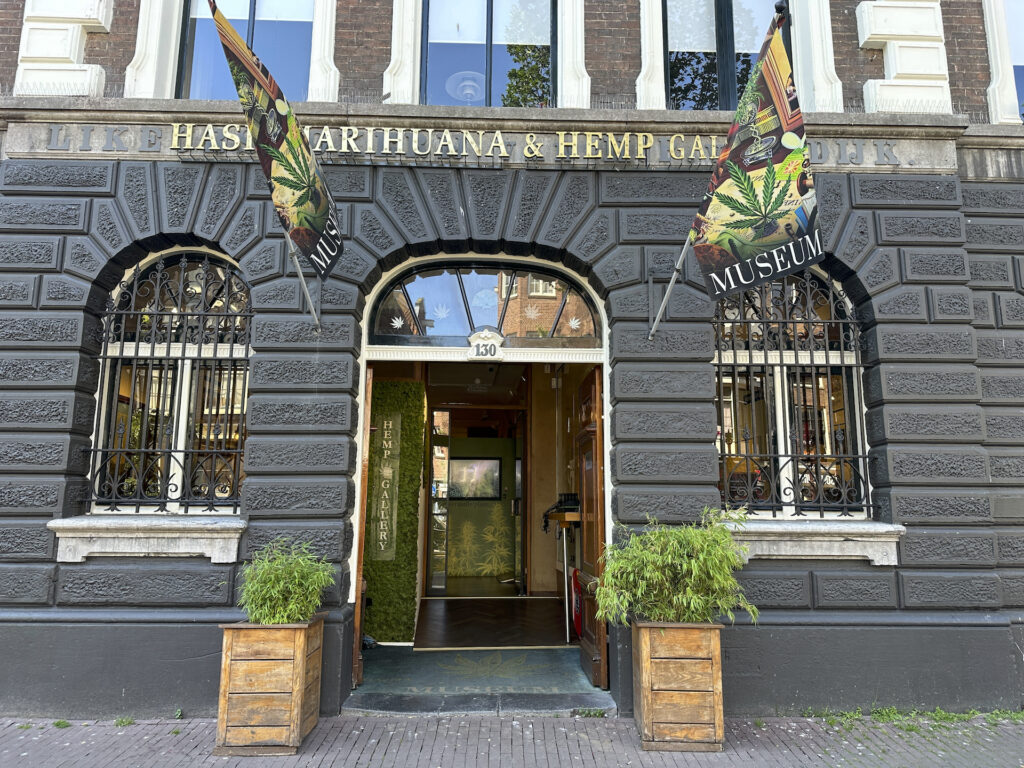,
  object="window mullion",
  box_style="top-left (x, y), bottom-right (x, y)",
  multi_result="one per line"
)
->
top-left (246, 0), bottom-right (257, 48)
top-left (716, 0), bottom-right (737, 109)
